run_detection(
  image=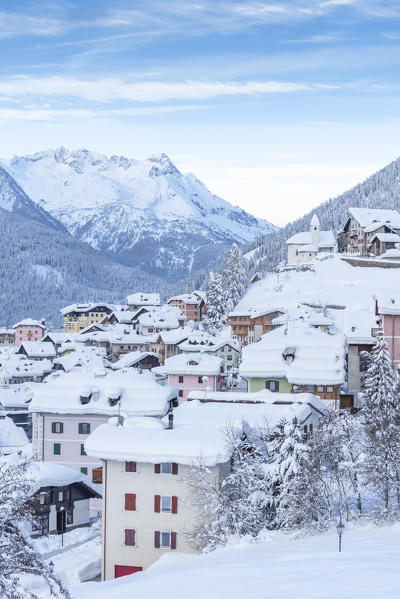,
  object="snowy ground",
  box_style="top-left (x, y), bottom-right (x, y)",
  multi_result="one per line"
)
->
top-left (70, 522), bottom-right (400, 599)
